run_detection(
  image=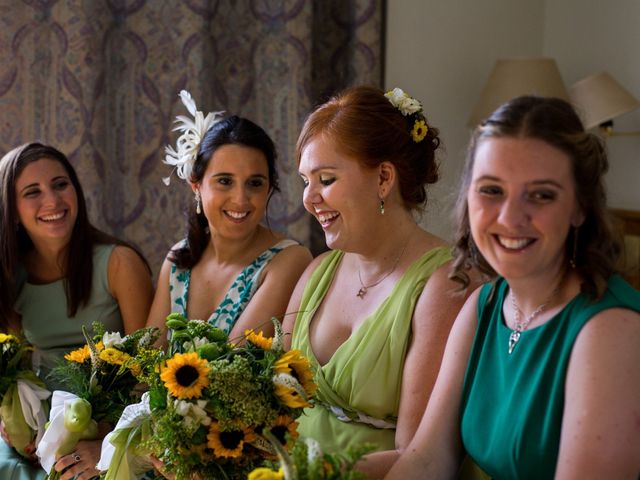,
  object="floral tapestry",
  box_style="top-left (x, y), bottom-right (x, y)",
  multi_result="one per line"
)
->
top-left (0, 0), bottom-right (383, 271)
